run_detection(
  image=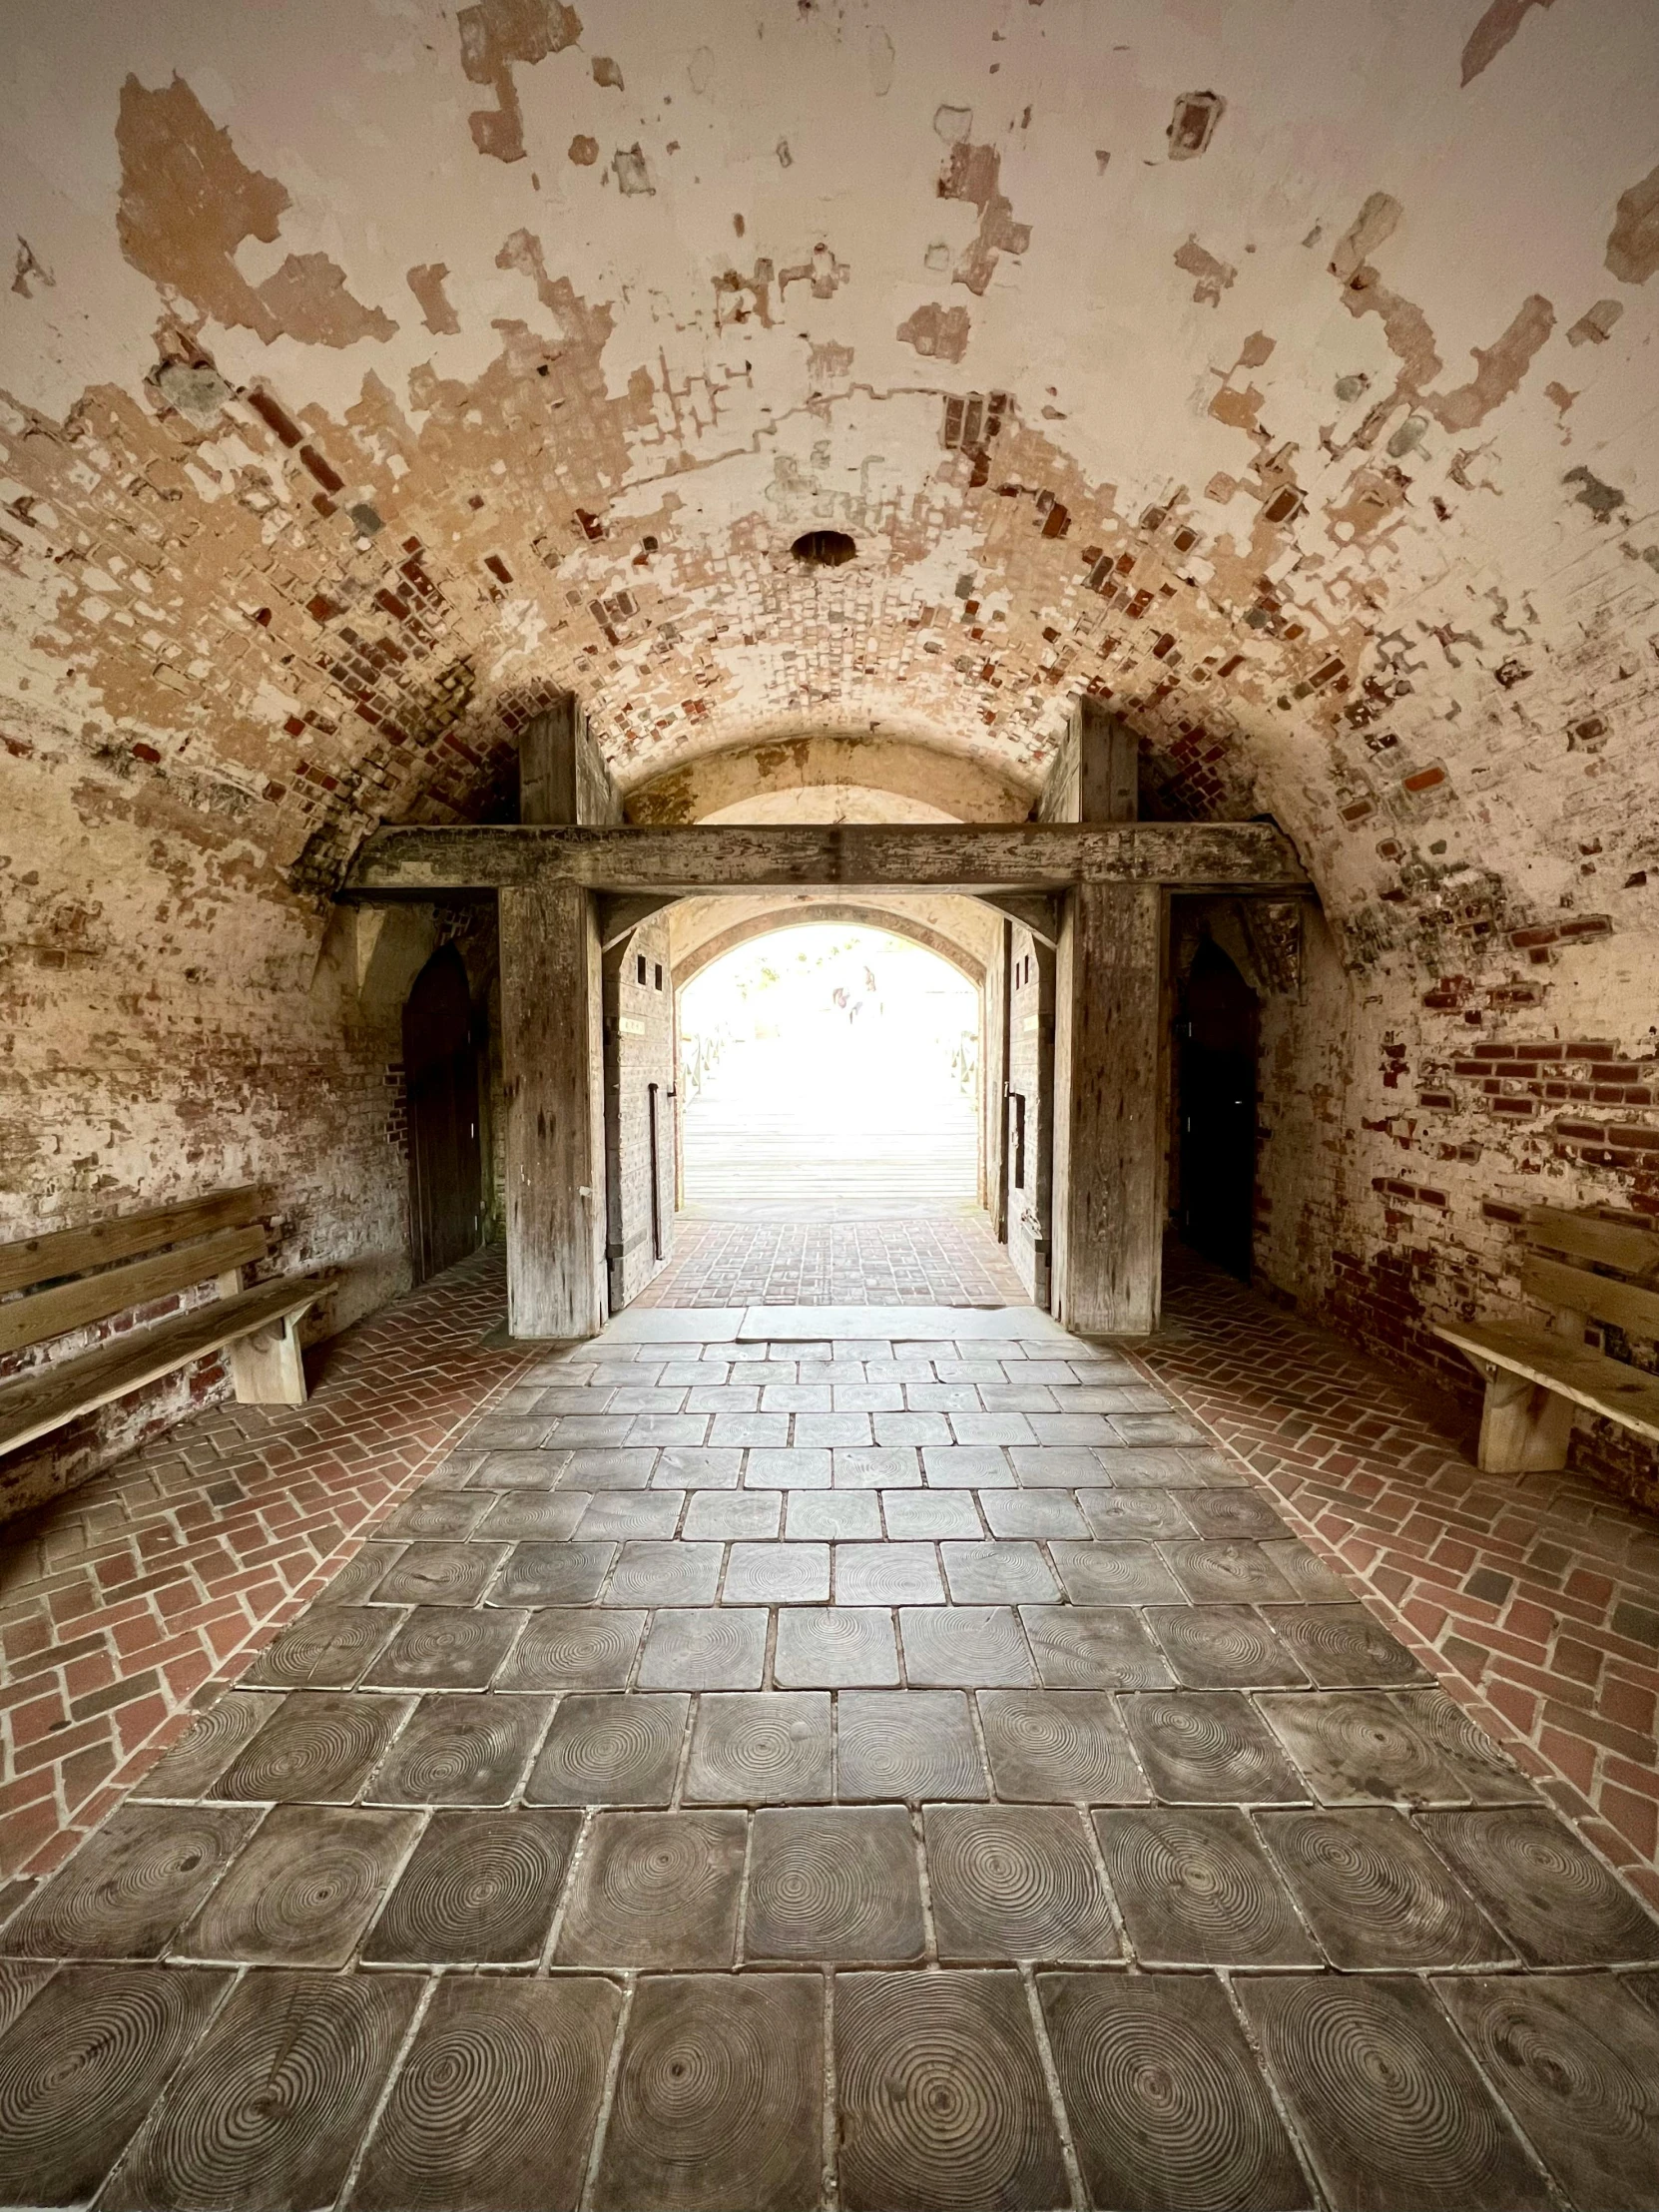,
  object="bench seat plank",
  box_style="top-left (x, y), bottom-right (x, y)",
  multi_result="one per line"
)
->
top-left (1523, 1206), bottom-right (1659, 1279)
top-left (1517, 1254), bottom-right (1659, 1344)
top-left (1433, 1318), bottom-right (1659, 1448)
top-left (0, 1274), bottom-right (327, 1459)
top-left (0, 1188), bottom-right (268, 1300)
top-left (0, 1226), bottom-right (270, 1358)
